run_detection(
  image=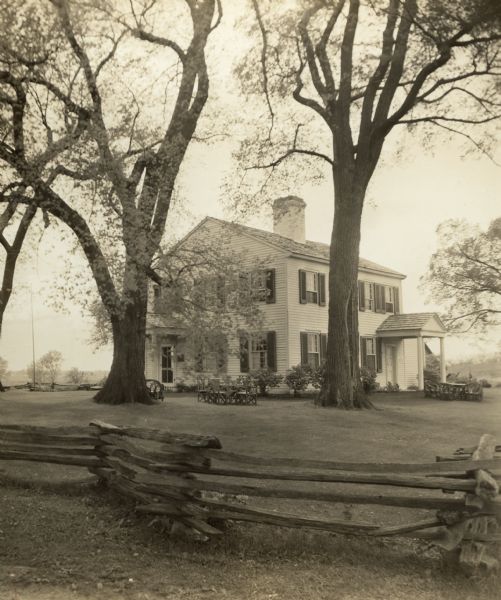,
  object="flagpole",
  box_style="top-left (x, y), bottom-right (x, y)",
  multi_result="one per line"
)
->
top-left (31, 286), bottom-right (36, 385)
